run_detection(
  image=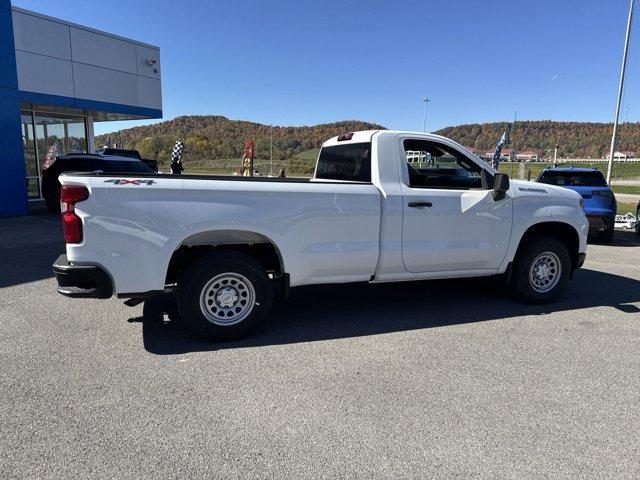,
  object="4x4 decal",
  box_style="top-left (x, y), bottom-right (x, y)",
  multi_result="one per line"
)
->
top-left (104, 179), bottom-right (156, 185)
